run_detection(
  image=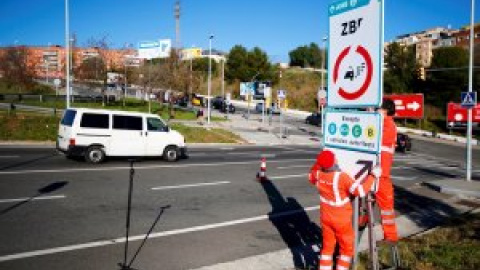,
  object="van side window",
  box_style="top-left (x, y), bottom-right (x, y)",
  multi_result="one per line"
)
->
top-left (147, 117), bottom-right (167, 131)
top-left (80, 113), bottom-right (109, 129)
top-left (113, 115), bottom-right (143, 131)
top-left (61, 109), bottom-right (77, 127)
